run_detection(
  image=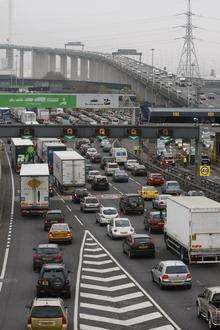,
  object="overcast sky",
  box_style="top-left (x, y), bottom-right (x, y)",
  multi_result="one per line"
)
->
top-left (0, 0), bottom-right (220, 75)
